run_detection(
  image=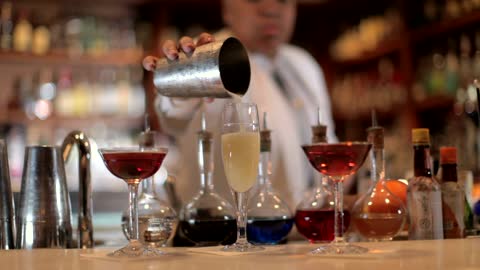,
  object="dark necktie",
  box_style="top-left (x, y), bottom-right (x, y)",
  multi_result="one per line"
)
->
top-left (272, 70), bottom-right (290, 99)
